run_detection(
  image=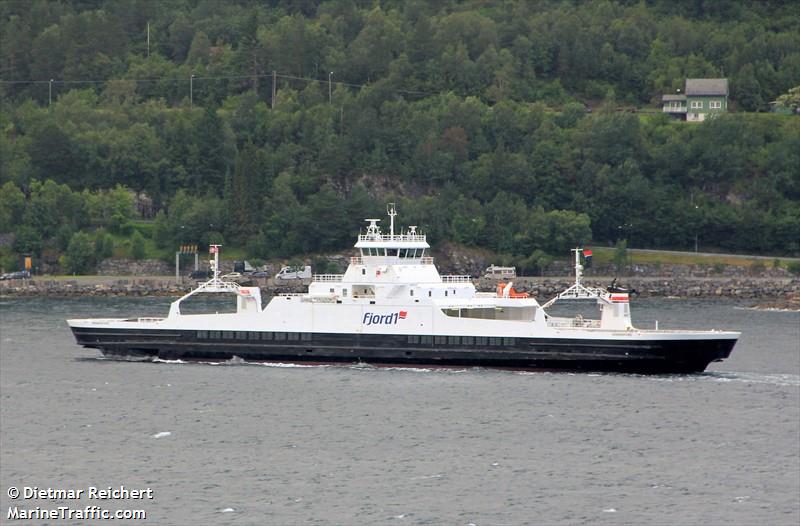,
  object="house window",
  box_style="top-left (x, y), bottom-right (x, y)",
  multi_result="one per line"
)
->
top-left (710, 101), bottom-right (721, 109)
top-left (690, 101), bottom-right (702, 109)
